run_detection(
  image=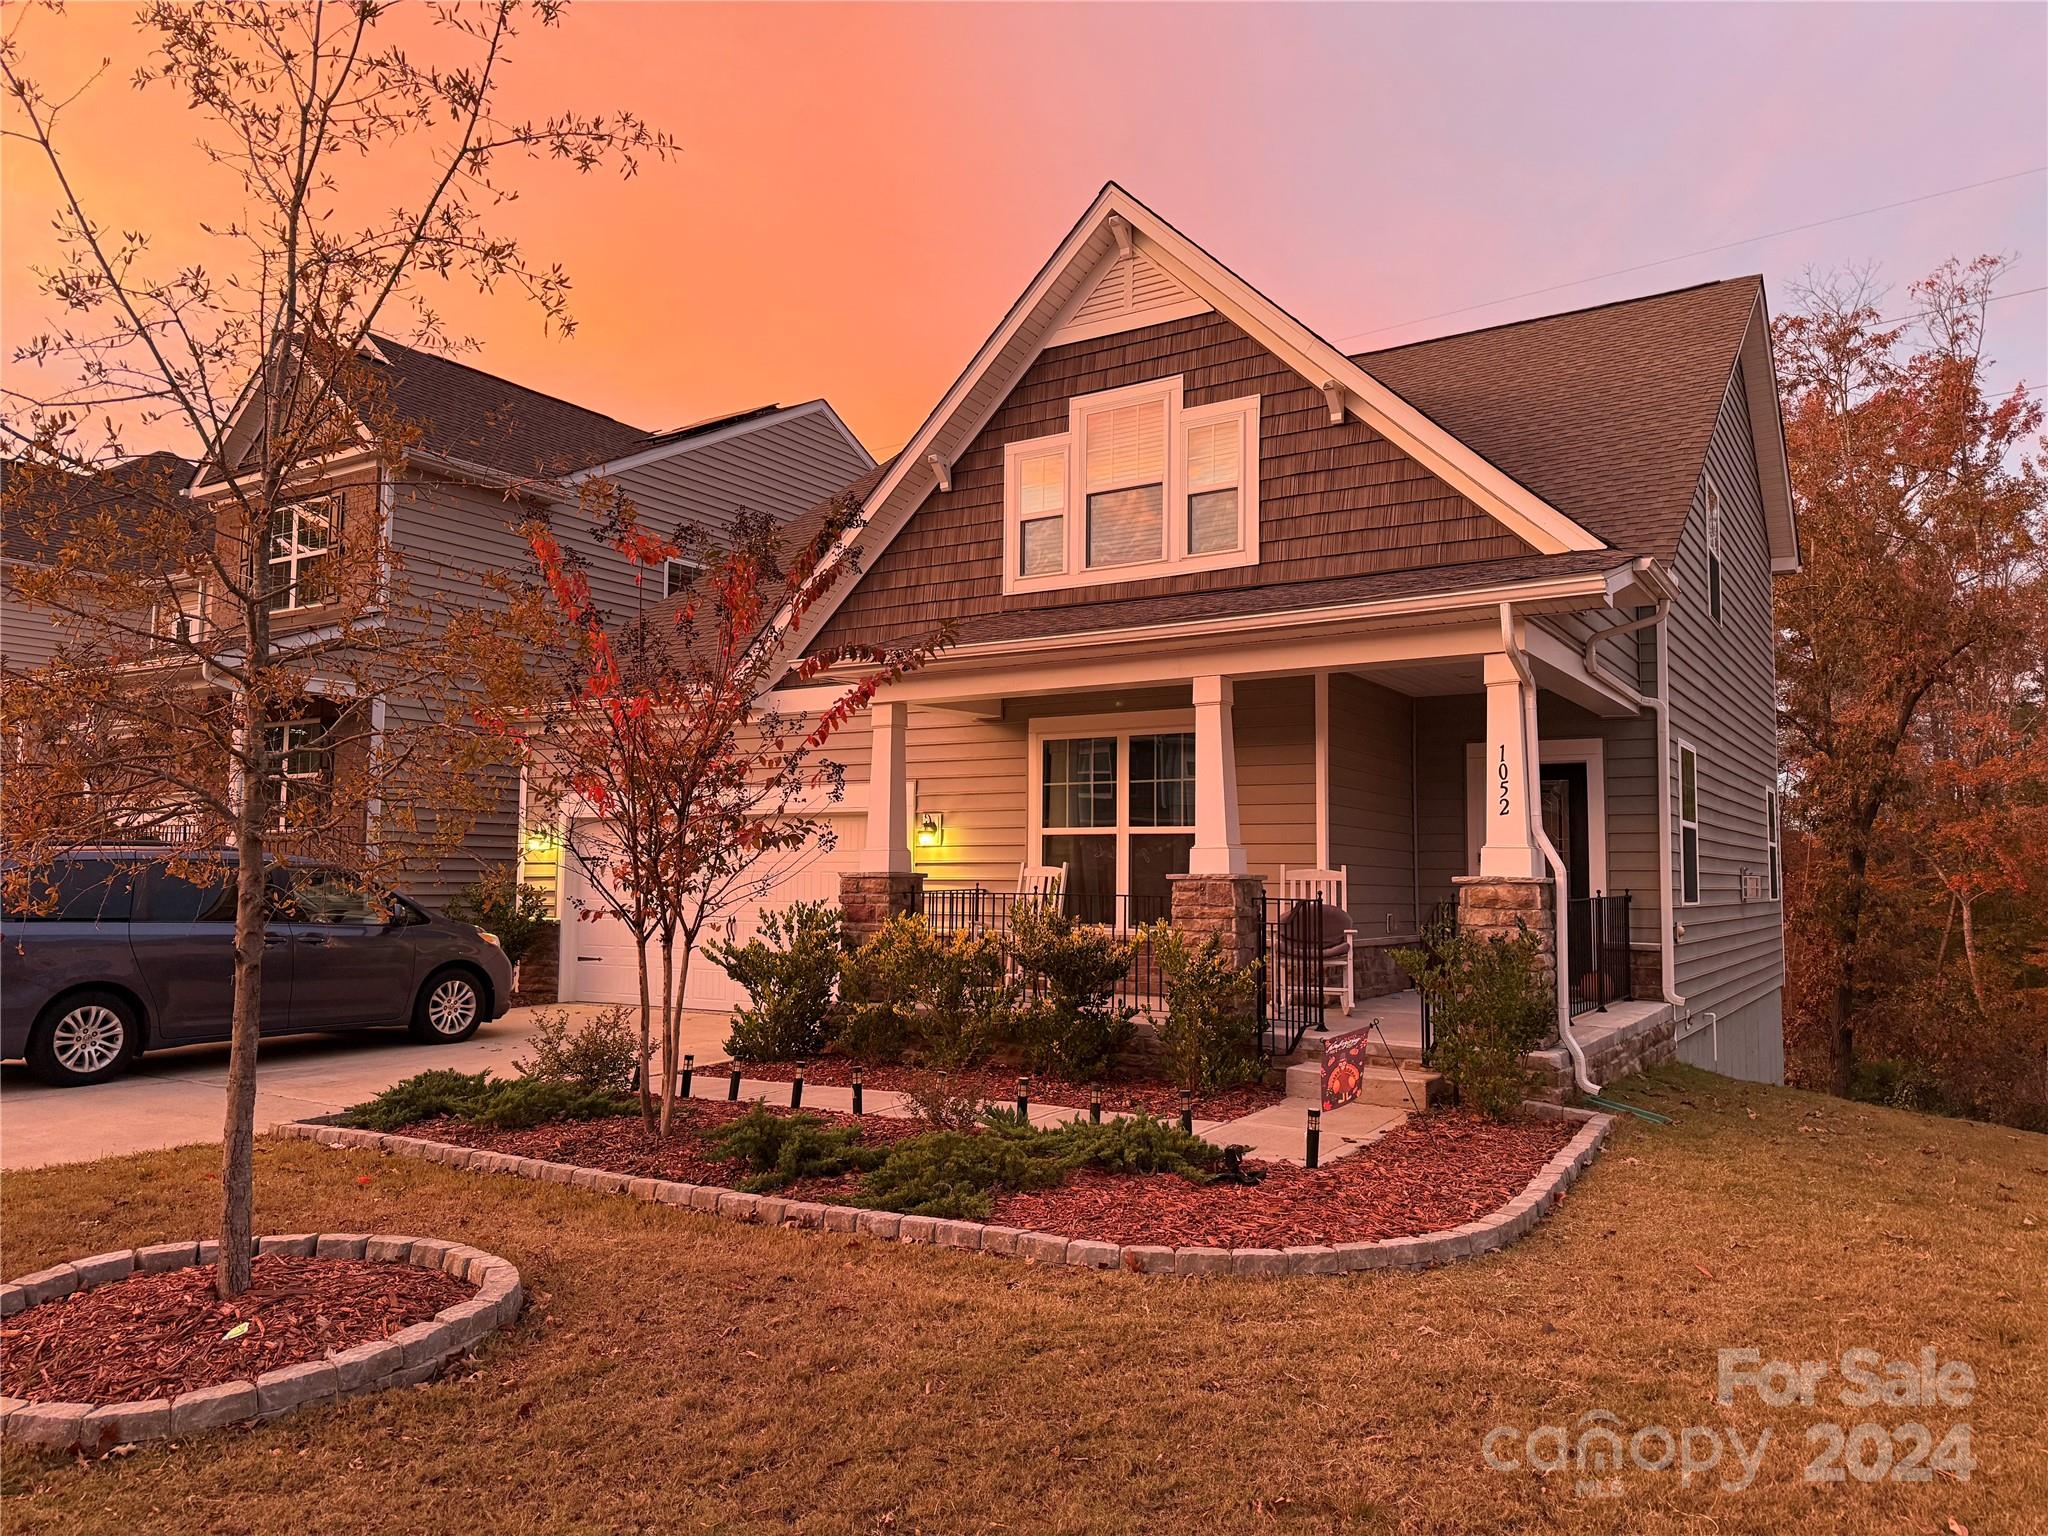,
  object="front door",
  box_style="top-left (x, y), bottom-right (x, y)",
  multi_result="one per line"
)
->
top-left (1540, 763), bottom-right (1592, 983)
